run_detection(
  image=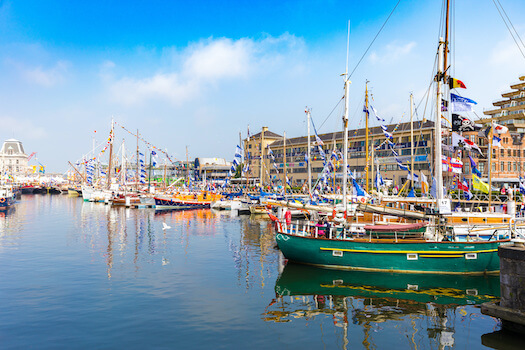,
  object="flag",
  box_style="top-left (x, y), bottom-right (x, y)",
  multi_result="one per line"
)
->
top-left (151, 150), bottom-right (156, 156)
top-left (304, 153), bottom-right (308, 163)
top-left (315, 135), bottom-right (324, 146)
top-left (420, 171), bottom-right (429, 194)
top-left (396, 158), bottom-right (409, 171)
top-left (520, 177), bottom-right (525, 195)
top-left (493, 123), bottom-right (509, 134)
top-left (452, 114), bottom-right (482, 132)
top-left (451, 93), bottom-right (477, 112)
top-left (370, 105), bottom-right (385, 122)
top-left (407, 171), bottom-right (419, 182)
top-left (460, 178), bottom-right (473, 200)
top-left (407, 188), bottom-right (416, 197)
top-left (375, 171), bottom-right (384, 189)
top-left (492, 135), bottom-right (502, 148)
top-left (469, 155), bottom-right (482, 177)
top-left (352, 179), bottom-right (369, 197)
top-left (479, 125), bottom-right (492, 138)
top-left (472, 174), bottom-right (489, 194)
top-left (247, 125), bottom-right (251, 141)
top-left (430, 177), bottom-right (437, 198)
top-left (451, 132), bottom-right (483, 155)
top-left (235, 145), bottom-right (243, 158)
top-left (448, 77), bottom-right (467, 89)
